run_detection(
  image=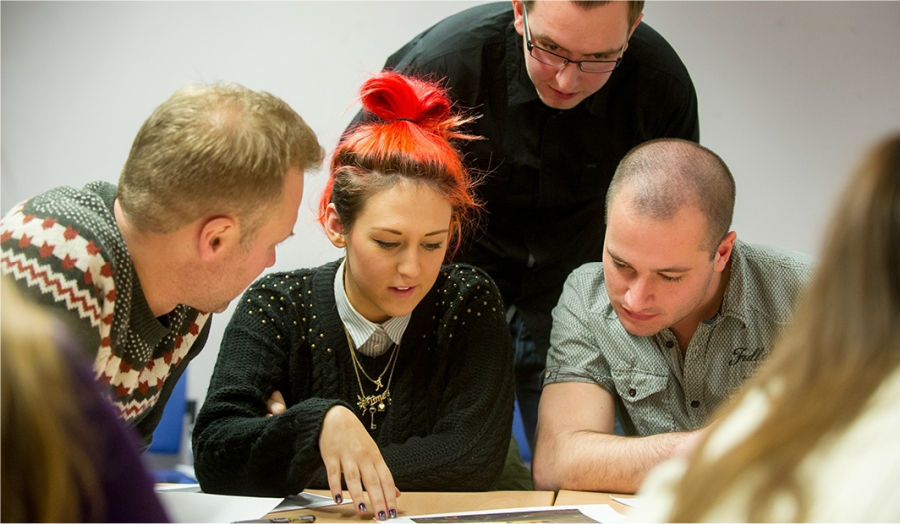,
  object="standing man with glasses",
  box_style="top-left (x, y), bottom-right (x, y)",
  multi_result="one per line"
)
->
top-left (359, 1), bottom-right (699, 458)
